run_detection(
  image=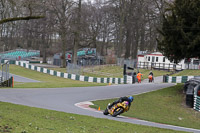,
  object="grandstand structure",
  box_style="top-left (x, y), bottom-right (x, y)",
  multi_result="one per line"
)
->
top-left (0, 49), bottom-right (39, 87)
top-left (0, 49), bottom-right (40, 60)
top-left (53, 48), bottom-right (104, 66)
